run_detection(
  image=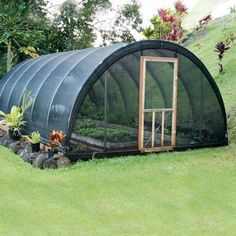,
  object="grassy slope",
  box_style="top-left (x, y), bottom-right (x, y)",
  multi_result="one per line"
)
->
top-left (1, 145), bottom-right (236, 235)
top-left (185, 15), bottom-right (236, 140)
top-left (1, 15), bottom-right (236, 236)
